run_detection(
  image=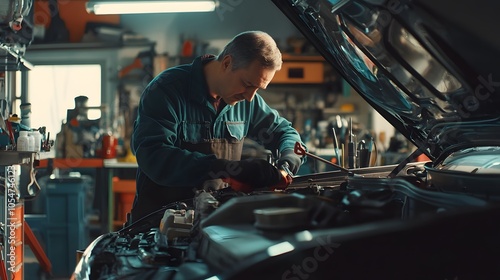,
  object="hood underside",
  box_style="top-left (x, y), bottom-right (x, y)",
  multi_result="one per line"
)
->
top-left (272, 0), bottom-right (500, 160)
